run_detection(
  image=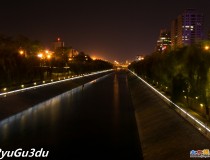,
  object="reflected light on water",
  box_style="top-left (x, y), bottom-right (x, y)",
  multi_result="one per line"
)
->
top-left (113, 73), bottom-right (119, 126)
top-left (0, 72), bottom-right (113, 143)
top-left (0, 86), bottom-right (82, 142)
